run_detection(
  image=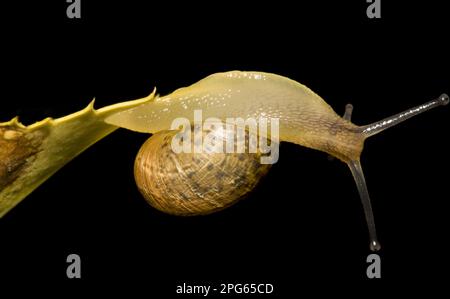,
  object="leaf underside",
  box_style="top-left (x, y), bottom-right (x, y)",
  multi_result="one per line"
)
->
top-left (0, 91), bottom-right (155, 218)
